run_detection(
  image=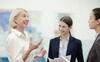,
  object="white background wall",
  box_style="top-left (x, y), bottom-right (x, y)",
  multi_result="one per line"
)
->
top-left (0, 0), bottom-right (100, 61)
